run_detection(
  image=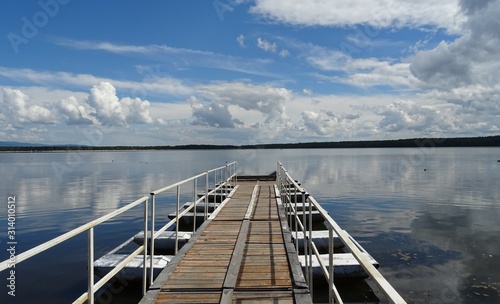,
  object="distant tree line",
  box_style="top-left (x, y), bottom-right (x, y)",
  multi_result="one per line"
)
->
top-left (1, 135), bottom-right (499, 152)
